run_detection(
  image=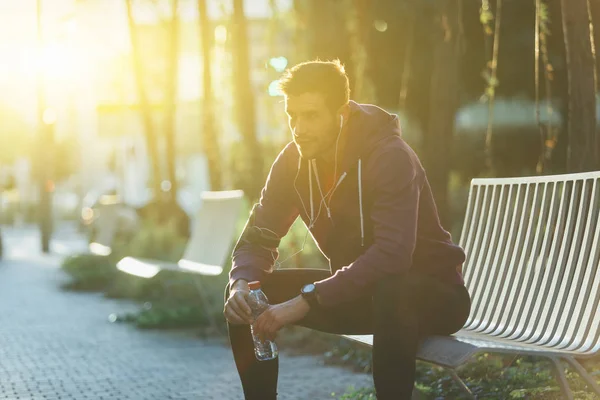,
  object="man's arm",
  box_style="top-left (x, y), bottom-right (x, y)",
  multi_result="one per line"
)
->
top-left (314, 146), bottom-right (422, 307)
top-left (229, 145), bottom-right (300, 290)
